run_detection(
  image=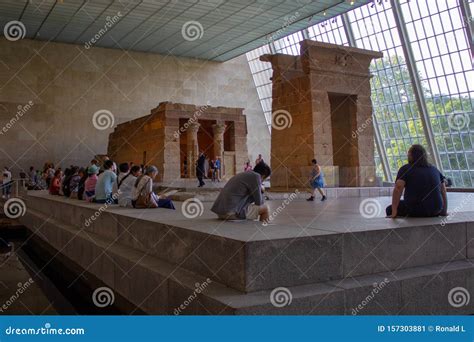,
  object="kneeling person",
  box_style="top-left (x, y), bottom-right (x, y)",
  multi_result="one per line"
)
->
top-left (211, 162), bottom-right (271, 222)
